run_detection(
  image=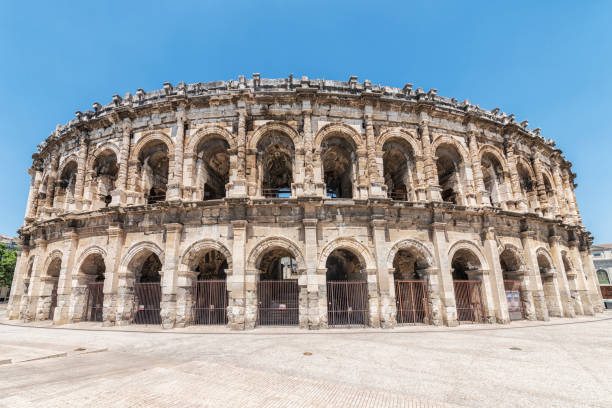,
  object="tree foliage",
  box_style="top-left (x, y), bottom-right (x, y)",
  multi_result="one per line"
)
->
top-left (0, 243), bottom-right (17, 287)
